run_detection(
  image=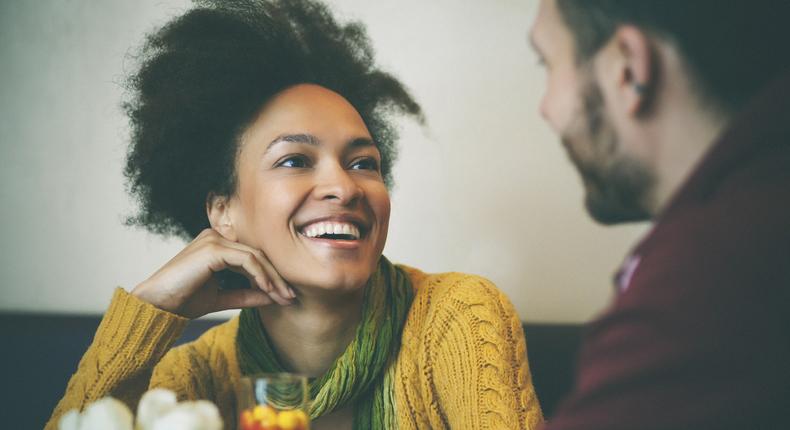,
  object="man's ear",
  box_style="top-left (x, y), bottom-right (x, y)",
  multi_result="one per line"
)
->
top-left (206, 193), bottom-right (238, 241)
top-left (608, 25), bottom-right (656, 115)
